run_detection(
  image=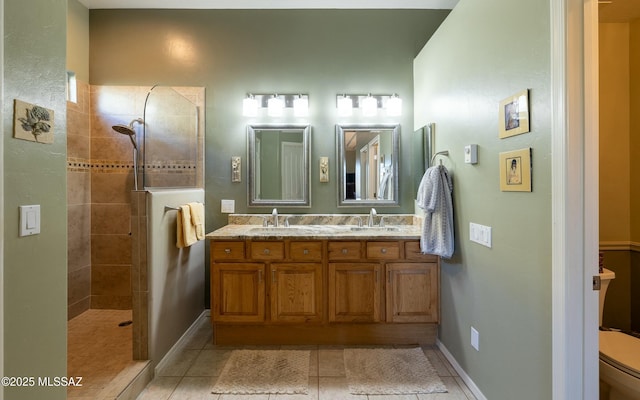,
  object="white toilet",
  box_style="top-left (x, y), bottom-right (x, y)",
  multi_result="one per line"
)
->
top-left (599, 268), bottom-right (640, 400)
